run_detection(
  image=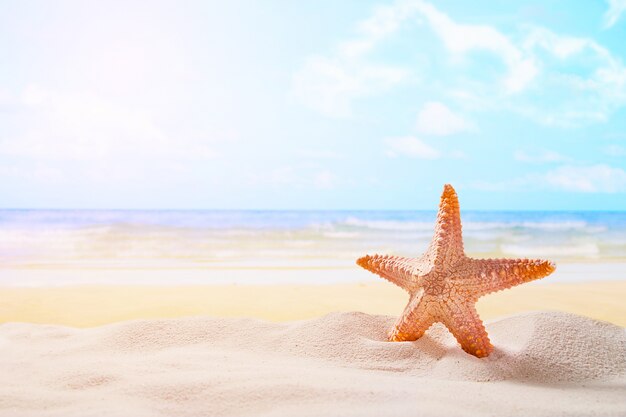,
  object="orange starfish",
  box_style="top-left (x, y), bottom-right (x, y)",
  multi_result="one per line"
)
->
top-left (357, 184), bottom-right (555, 357)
